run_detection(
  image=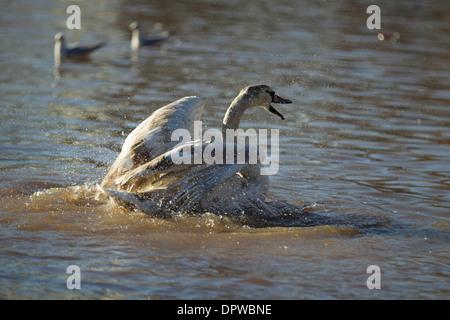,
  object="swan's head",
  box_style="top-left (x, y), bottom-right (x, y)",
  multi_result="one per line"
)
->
top-left (54, 32), bottom-right (65, 43)
top-left (241, 85), bottom-right (292, 120)
top-left (129, 21), bottom-right (140, 31)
